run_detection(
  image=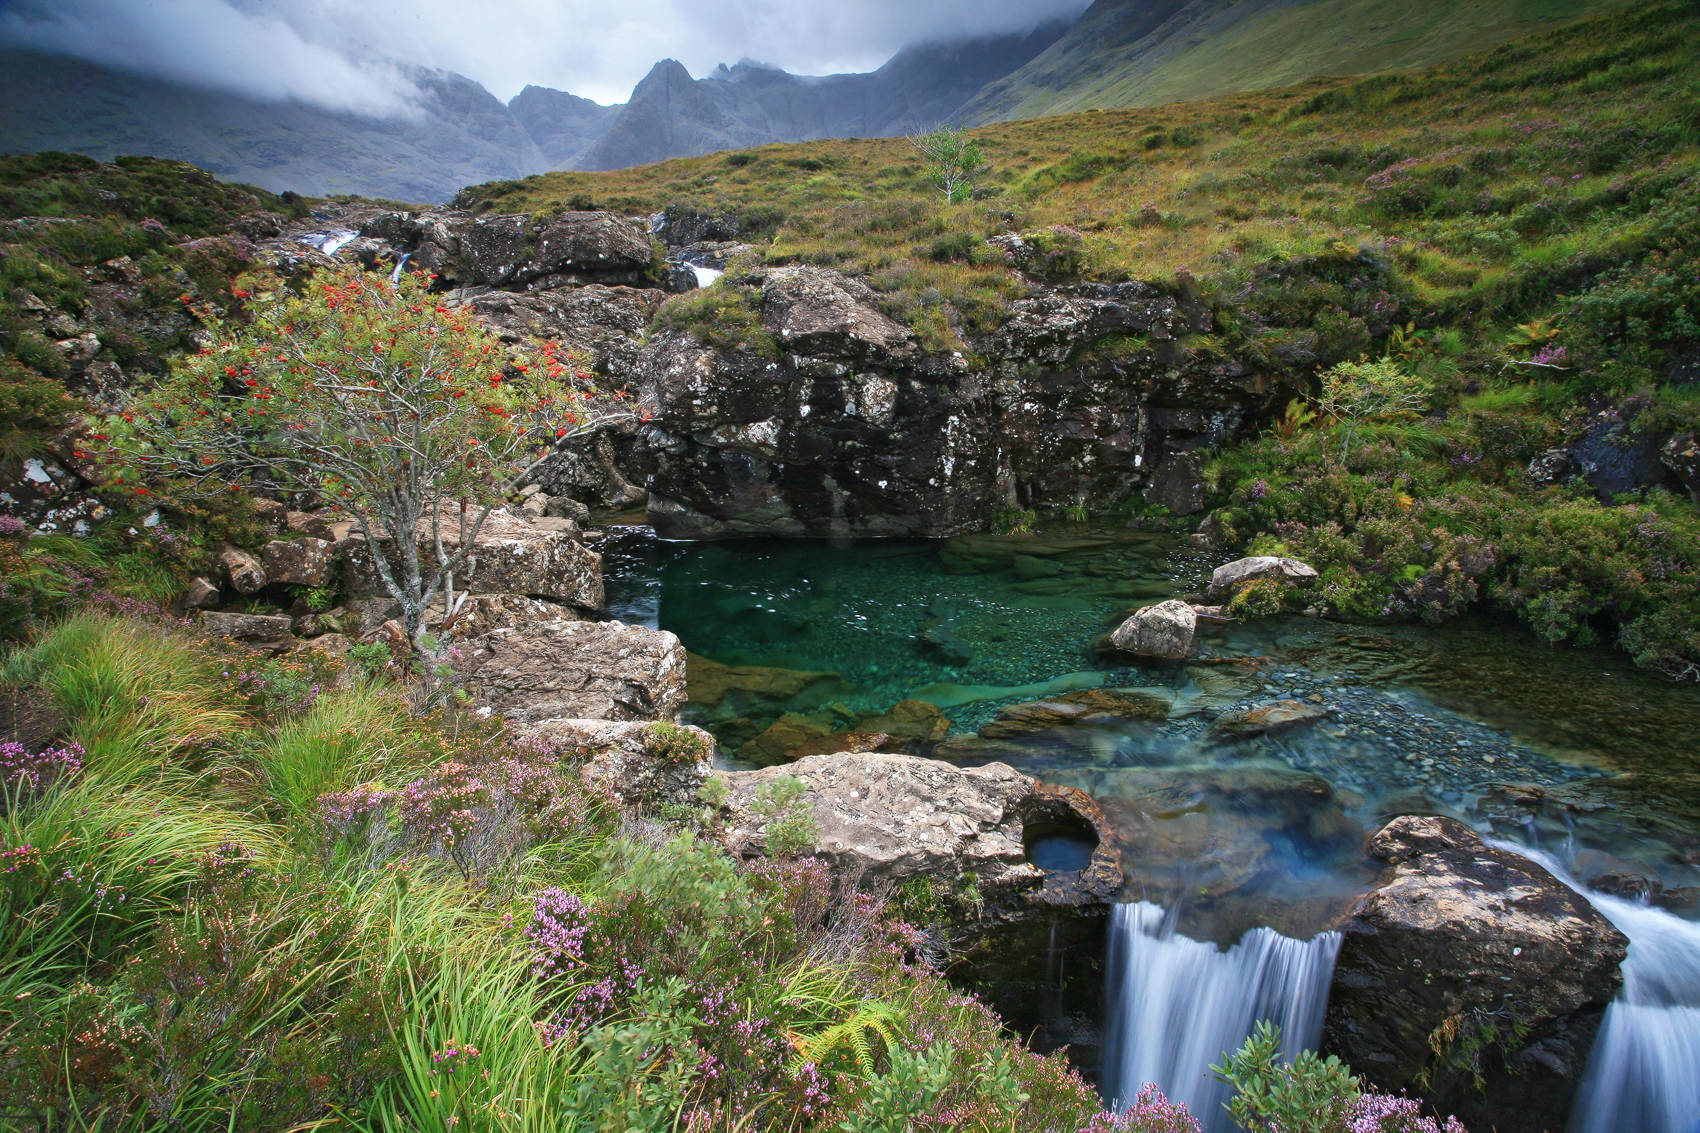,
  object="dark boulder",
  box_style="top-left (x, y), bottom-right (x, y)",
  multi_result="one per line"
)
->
top-left (1322, 815), bottom-right (1628, 1133)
